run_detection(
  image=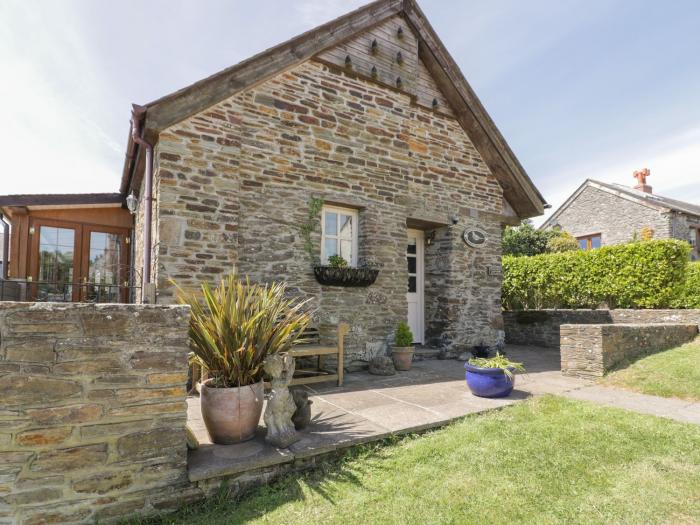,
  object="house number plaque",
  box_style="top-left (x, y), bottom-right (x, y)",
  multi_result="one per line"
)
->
top-left (462, 228), bottom-right (487, 248)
